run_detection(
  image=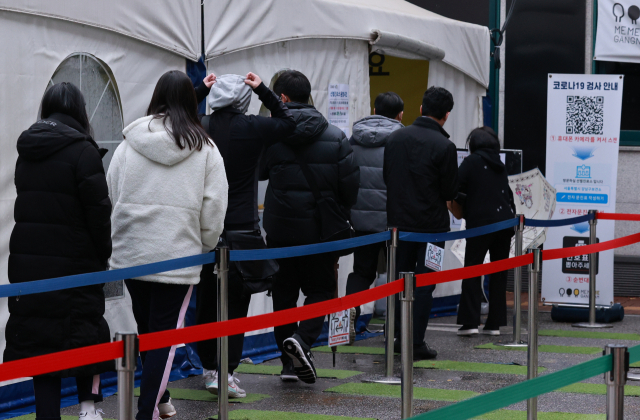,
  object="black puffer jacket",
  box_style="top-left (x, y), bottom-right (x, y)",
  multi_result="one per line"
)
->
top-left (458, 148), bottom-right (516, 229)
top-left (260, 103), bottom-right (360, 246)
top-left (5, 113), bottom-right (113, 377)
top-left (384, 117), bottom-right (458, 233)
